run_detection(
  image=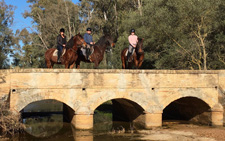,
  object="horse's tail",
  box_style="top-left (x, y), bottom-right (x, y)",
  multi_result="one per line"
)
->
top-left (45, 48), bottom-right (55, 68)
